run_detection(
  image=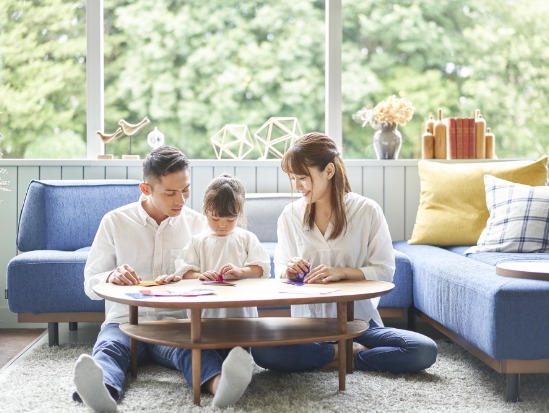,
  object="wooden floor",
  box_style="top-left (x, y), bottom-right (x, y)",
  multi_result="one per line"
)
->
top-left (0, 329), bottom-right (45, 369)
